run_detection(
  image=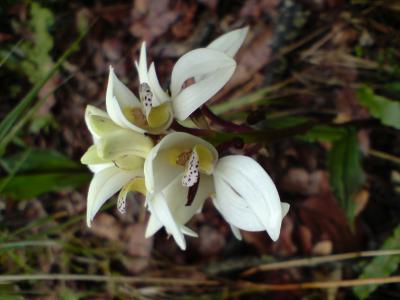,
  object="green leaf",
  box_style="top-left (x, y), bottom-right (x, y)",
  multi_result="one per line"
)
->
top-left (0, 172), bottom-right (89, 199)
top-left (0, 149), bottom-right (90, 200)
top-left (327, 128), bottom-right (365, 224)
top-left (299, 125), bottom-right (347, 142)
top-left (354, 225), bottom-right (400, 299)
top-left (0, 149), bottom-right (81, 174)
top-left (357, 85), bottom-right (400, 129)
